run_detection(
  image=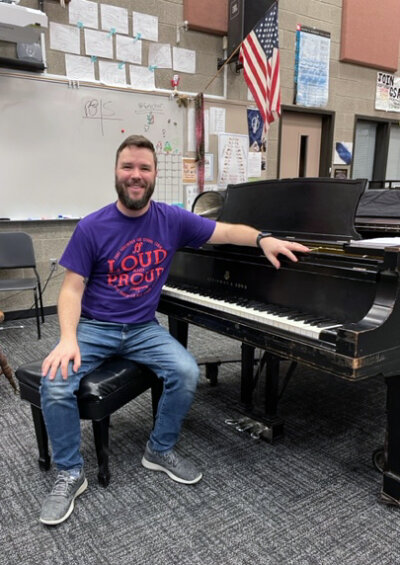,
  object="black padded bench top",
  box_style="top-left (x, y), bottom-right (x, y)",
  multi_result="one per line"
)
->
top-left (16, 357), bottom-right (160, 421)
